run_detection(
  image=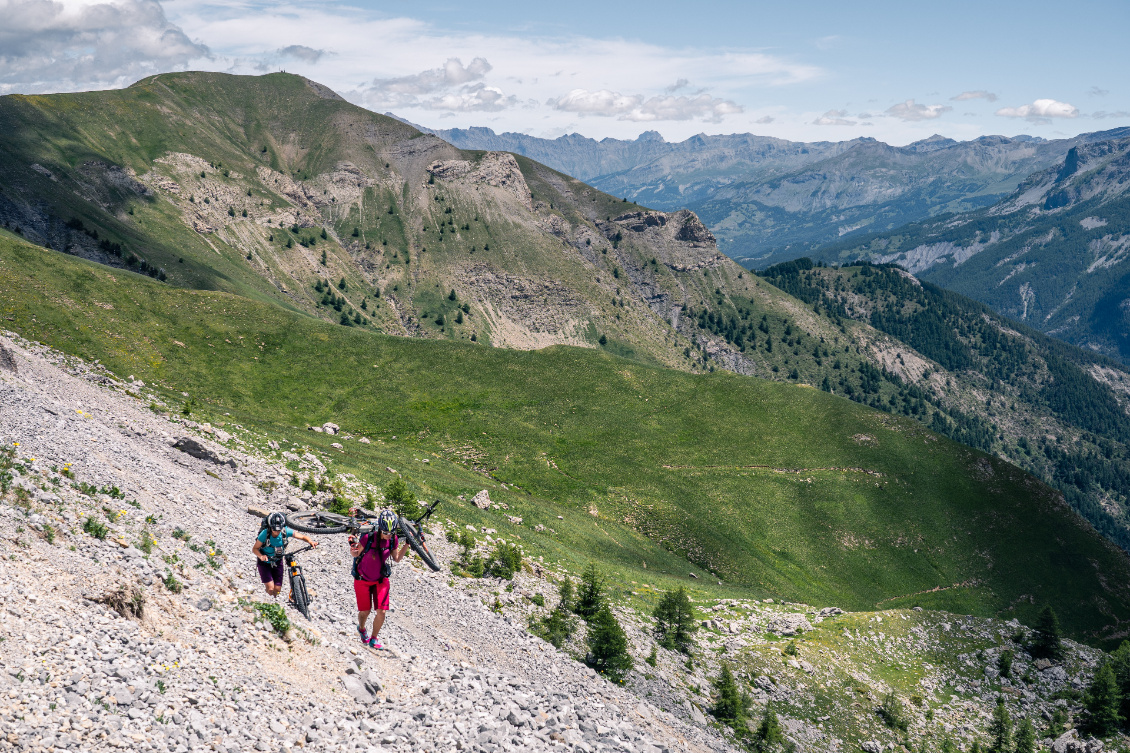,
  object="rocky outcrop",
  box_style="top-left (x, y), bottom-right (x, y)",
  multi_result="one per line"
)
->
top-left (427, 152), bottom-right (533, 210)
